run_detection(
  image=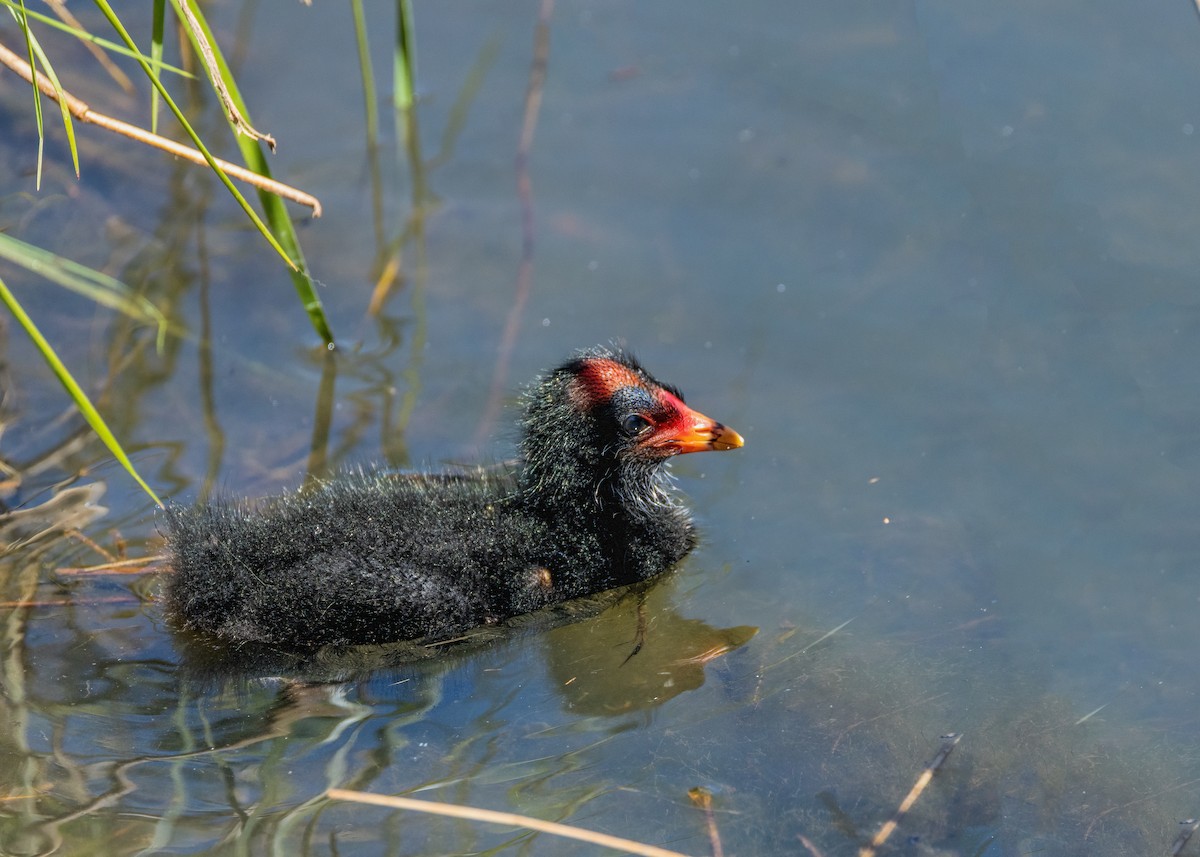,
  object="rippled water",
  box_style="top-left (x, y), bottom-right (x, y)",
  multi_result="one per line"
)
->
top-left (3, 2), bottom-right (1200, 854)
